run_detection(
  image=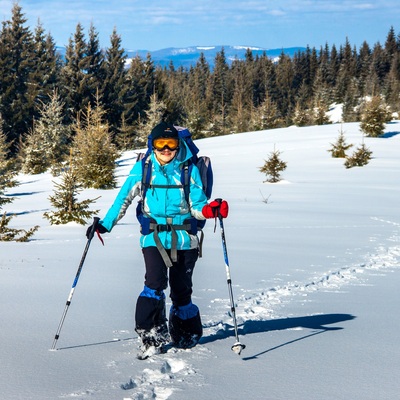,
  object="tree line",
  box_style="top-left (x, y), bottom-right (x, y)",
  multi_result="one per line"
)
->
top-left (1, 3), bottom-right (400, 163)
